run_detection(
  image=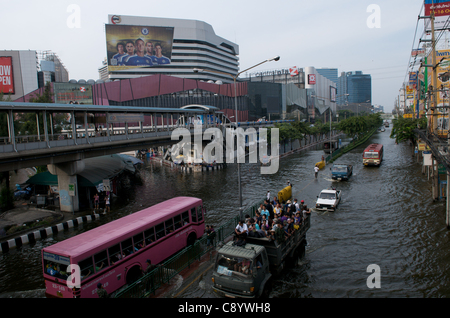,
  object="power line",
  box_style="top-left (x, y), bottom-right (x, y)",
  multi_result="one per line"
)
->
top-left (402, 2), bottom-right (424, 86)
